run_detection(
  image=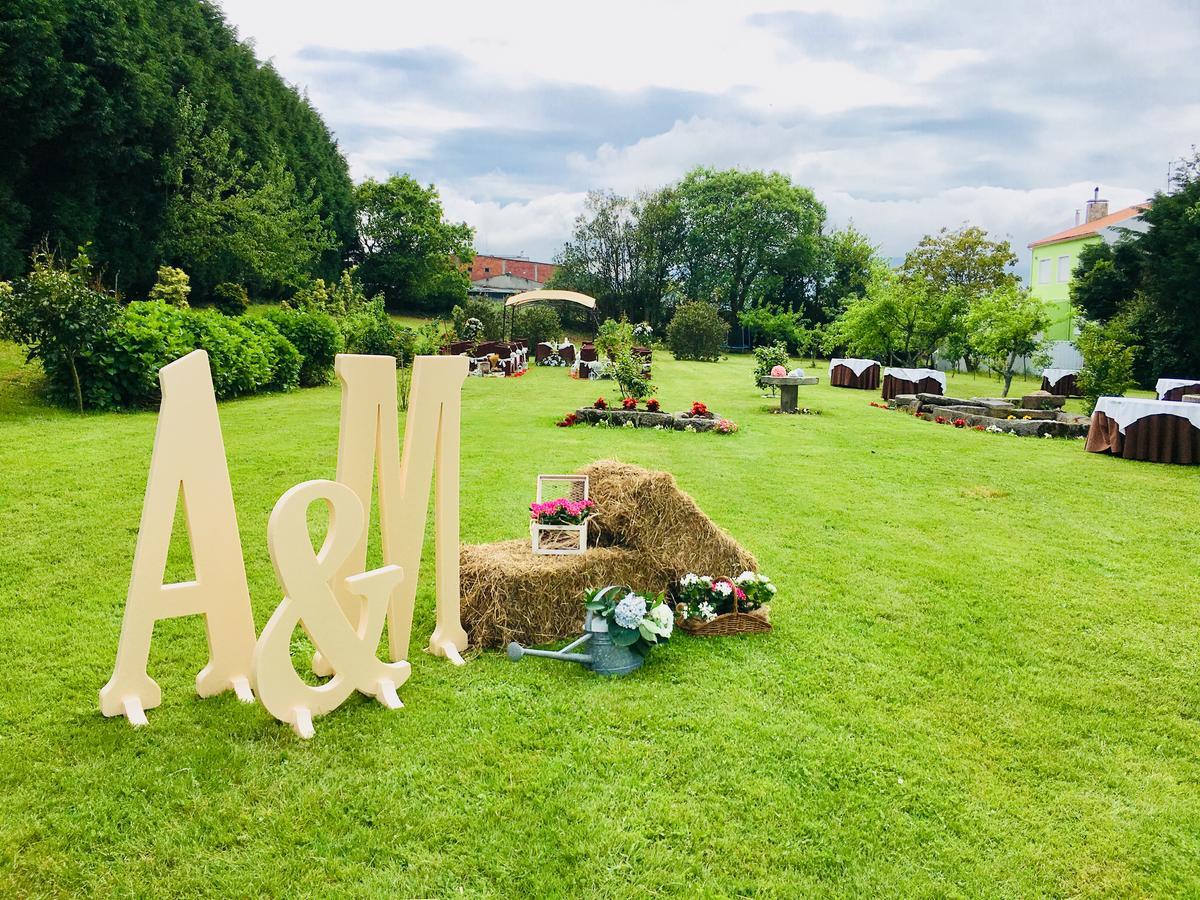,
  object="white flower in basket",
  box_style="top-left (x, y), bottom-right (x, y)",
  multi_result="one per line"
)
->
top-left (530, 474), bottom-right (592, 555)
